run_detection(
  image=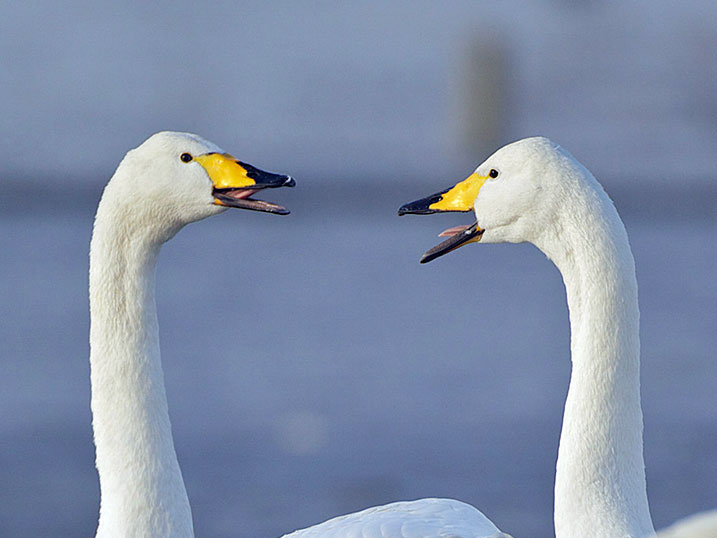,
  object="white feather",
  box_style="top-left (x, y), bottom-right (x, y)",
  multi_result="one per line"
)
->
top-left (282, 499), bottom-right (508, 538)
top-left (655, 511), bottom-right (717, 538)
